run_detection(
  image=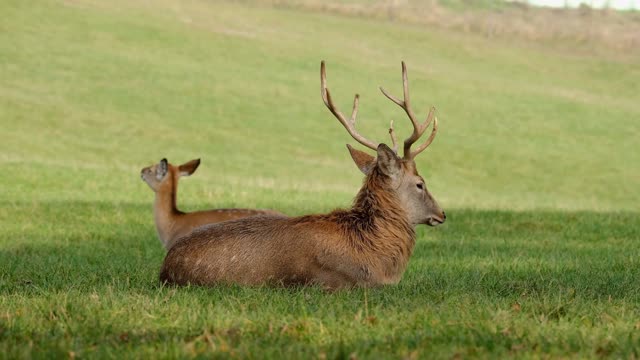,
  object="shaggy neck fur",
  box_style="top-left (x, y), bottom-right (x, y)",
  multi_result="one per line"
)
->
top-left (334, 166), bottom-right (415, 252)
